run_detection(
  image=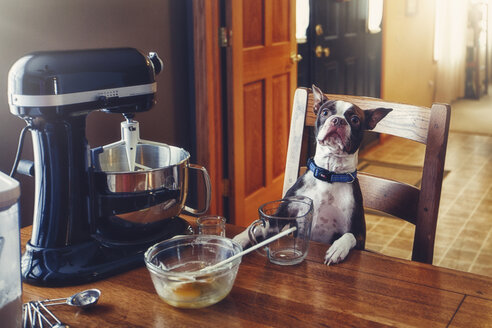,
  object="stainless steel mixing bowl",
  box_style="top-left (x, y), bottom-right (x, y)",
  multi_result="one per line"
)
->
top-left (92, 142), bottom-right (211, 225)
